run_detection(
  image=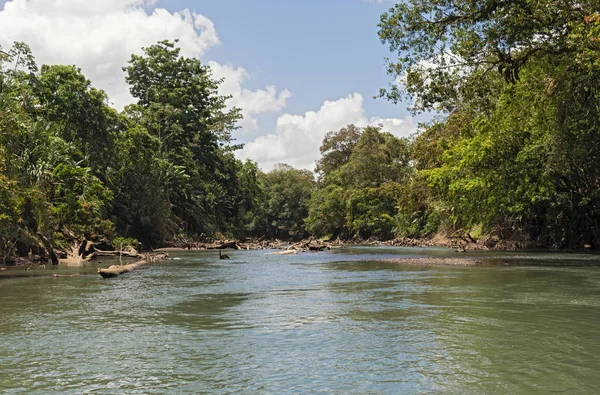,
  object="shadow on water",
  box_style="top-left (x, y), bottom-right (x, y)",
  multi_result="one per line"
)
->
top-left (162, 292), bottom-right (251, 330)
